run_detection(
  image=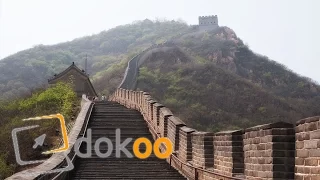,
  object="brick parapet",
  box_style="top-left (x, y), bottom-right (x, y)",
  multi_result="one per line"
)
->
top-left (153, 103), bottom-right (165, 128)
top-left (167, 116), bottom-right (186, 152)
top-left (192, 131), bottom-right (214, 168)
top-left (111, 88), bottom-right (320, 180)
top-left (295, 116), bottom-right (320, 180)
top-left (213, 130), bottom-right (244, 177)
top-left (243, 122), bottom-right (295, 180)
top-left (147, 99), bottom-right (156, 125)
top-left (159, 107), bottom-right (173, 137)
top-left (178, 126), bottom-right (196, 163)
top-left (142, 92), bottom-right (151, 120)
